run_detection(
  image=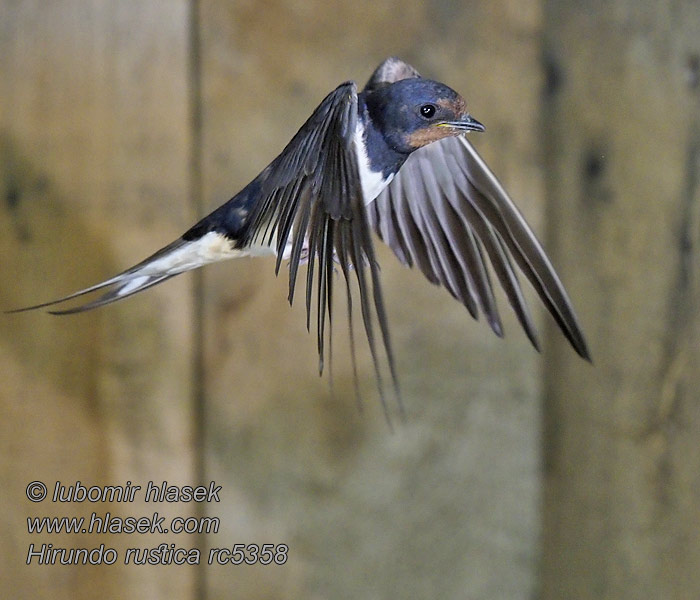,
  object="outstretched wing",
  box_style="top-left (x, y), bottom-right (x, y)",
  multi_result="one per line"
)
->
top-left (364, 57), bottom-right (589, 359)
top-left (240, 81), bottom-right (401, 412)
top-left (10, 81), bottom-right (401, 414)
top-left (369, 133), bottom-right (590, 360)
top-left (363, 56), bottom-right (421, 92)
